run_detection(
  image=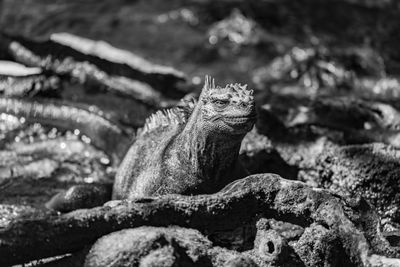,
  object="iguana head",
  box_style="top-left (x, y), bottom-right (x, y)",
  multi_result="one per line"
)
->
top-left (200, 76), bottom-right (256, 135)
